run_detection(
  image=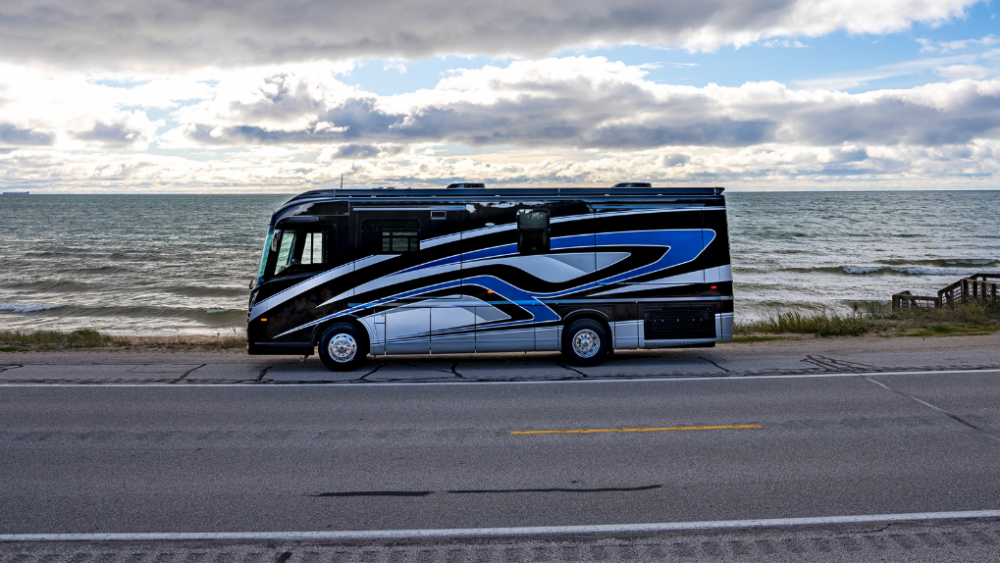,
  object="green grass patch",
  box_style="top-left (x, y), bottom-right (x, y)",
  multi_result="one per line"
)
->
top-left (737, 301), bottom-right (1000, 338)
top-left (0, 329), bottom-right (130, 349)
top-left (0, 330), bottom-right (246, 351)
top-left (736, 311), bottom-right (873, 337)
